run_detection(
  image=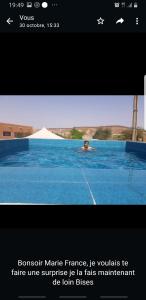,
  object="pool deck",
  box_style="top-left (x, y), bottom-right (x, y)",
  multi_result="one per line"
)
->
top-left (0, 167), bottom-right (146, 204)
